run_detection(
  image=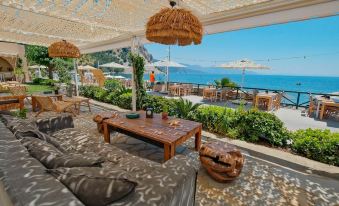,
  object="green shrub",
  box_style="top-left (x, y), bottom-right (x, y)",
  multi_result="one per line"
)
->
top-left (104, 92), bottom-right (117, 103)
top-left (174, 98), bottom-right (201, 119)
top-left (94, 88), bottom-right (108, 102)
top-left (188, 105), bottom-right (236, 134)
top-left (189, 106), bottom-right (289, 146)
top-left (116, 92), bottom-right (132, 109)
top-left (104, 79), bottom-right (123, 92)
top-left (79, 85), bottom-right (100, 99)
top-left (32, 78), bottom-right (57, 86)
top-left (32, 78), bottom-right (44, 84)
top-left (235, 109), bottom-right (290, 146)
top-left (142, 95), bottom-right (177, 116)
top-left (291, 129), bottom-right (339, 166)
